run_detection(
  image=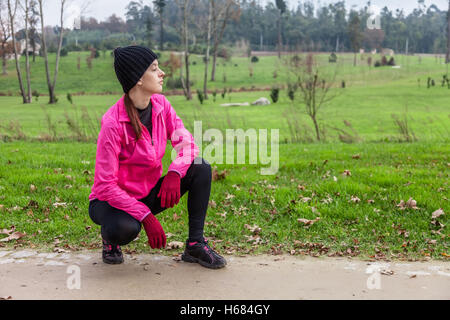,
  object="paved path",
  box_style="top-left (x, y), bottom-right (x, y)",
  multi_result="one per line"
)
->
top-left (0, 249), bottom-right (449, 299)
